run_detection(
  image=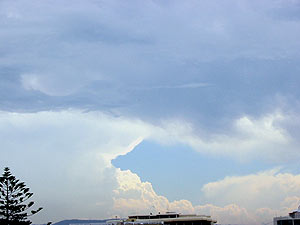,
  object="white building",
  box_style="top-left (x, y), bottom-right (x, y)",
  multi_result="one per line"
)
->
top-left (274, 206), bottom-right (300, 225)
